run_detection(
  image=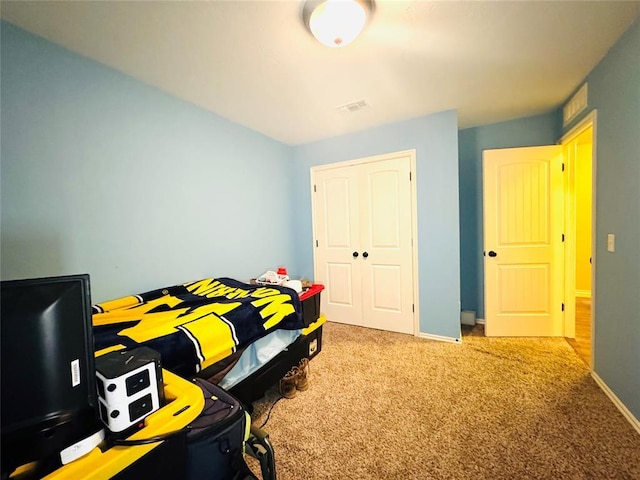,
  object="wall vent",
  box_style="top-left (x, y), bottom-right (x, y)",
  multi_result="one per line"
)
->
top-left (563, 83), bottom-right (588, 126)
top-left (337, 99), bottom-right (370, 113)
